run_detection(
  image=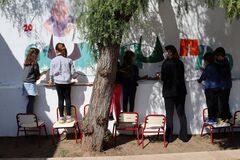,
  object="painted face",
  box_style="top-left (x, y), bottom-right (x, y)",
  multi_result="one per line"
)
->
top-left (51, 0), bottom-right (69, 22)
